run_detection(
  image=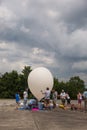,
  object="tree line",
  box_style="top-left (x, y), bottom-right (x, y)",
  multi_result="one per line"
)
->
top-left (0, 66), bottom-right (85, 99)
